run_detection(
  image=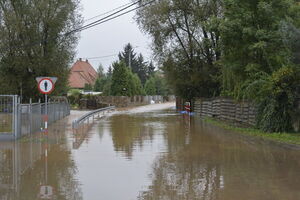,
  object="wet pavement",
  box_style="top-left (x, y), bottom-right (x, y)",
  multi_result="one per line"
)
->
top-left (0, 103), bottom-right (299, 200)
